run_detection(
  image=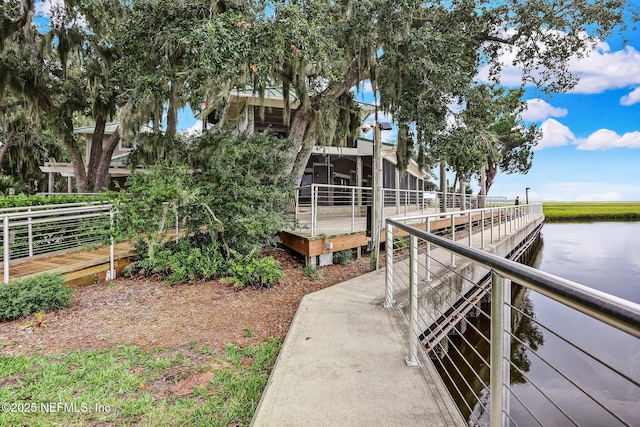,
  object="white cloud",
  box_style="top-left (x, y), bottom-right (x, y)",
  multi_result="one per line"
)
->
top-left (570, 44), bottom-right (640, 94)
top-left (478, 33), bottom-right (640, 95)
top-left (574, 129), bottom-right (640, 150)
top-left (182, 121), bottom-right (202, 136)
top-left (541, 182), bottom-right (634, 201)
top-left (620, 87), bottom-right (640, 106)
top-left (536, 119), bottom-right (575, 150)
top-left (520, 99), bottom-right (568, 121)
top-left (577, 191), bottom-right (623, 201)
